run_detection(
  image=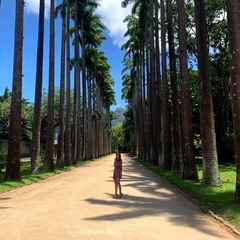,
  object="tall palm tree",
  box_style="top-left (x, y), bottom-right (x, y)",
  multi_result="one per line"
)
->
top-left (167, 0), bottom-right (182, 173)
top-left (72, 0), bottom-right (81, 164)
top-left (56, 0), bottom-right (67, 168)
top-left (194, 0), bottom-right (221, 186)
top-left (85, 10), bottom-right (106, 158)
top-left (122, 0), bottom-right (147, 159)
top-left (92, 52), bottom-right (115, 156)
top-left (85, 46), bottom-right (95, 159)
top-left (31, 0), bottom-right (45, 175)
top-left (148, 0), bottom-right (159, 165)
top-left (44, 0), bottom-right (55, 172)
top-left (160, 0), bottom-right (172, 170)
top-left (226, 0), bottom-right (240, 202)
top-left (64, 0), bottom-right (73, 166)
top-left (80, 1), bottom-right (87, 160)
top-left (154, 0), bottom-right (162, 166)
top-left (80, 1), bottom-right (106, 159)
top-left (5, 0), bottom-right (24, 180)
top-left (122, 8), bottom-right (148, 160)
top-left (177, 0), bottom-right (198, 180)
top-left (55, 0), bottom-right (74, 166)
top-left (63, 0), bottom-right (112, 161)
top-left (85, 49), bottom-right (107, 158)
top-left (121, 58), bottom-right (134, 104)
